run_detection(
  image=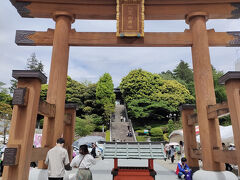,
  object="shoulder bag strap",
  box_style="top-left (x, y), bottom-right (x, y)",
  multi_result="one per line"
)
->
top-left (78, 155), bottom-right (86, 168)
